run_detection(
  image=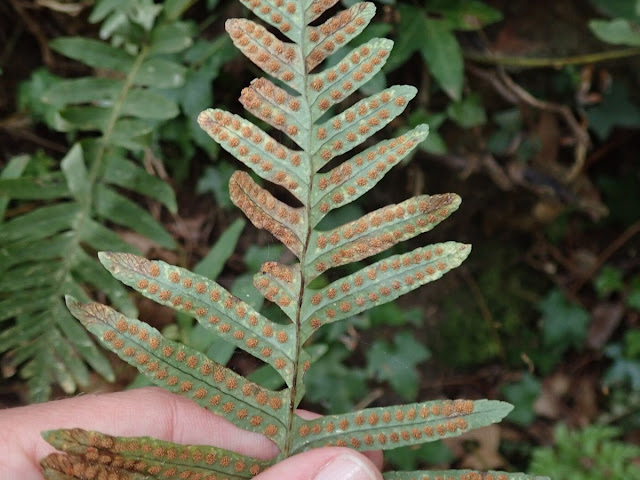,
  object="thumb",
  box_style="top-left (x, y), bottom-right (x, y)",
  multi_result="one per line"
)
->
top-left (255, 447), bottom-right (383, 480)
